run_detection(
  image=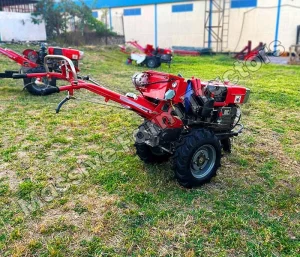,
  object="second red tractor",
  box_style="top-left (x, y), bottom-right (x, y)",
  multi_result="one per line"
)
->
top-left (0, 44), bottom-right (83, 95)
